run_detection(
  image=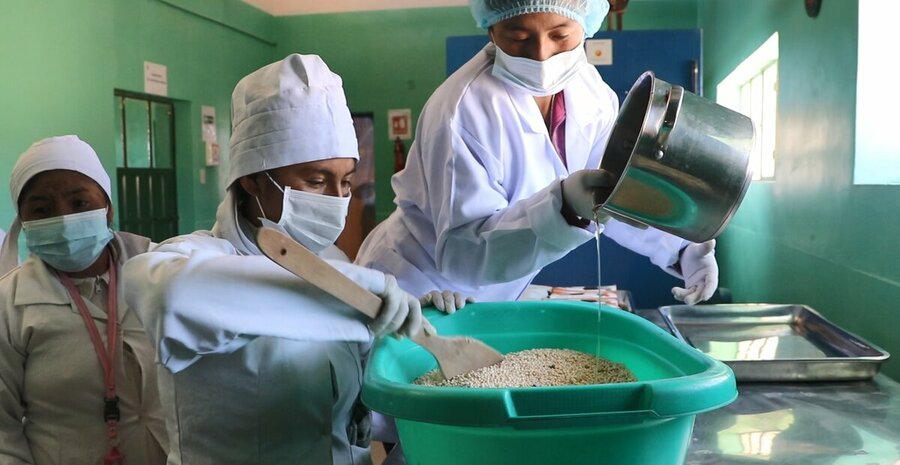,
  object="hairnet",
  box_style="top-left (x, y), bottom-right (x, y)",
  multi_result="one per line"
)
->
top-left (1, 135), bottom-right (113, 274)
top-left (469, 0), bottom-right (610, 36)
top-left (227, 53), bottom-right (359, 188)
